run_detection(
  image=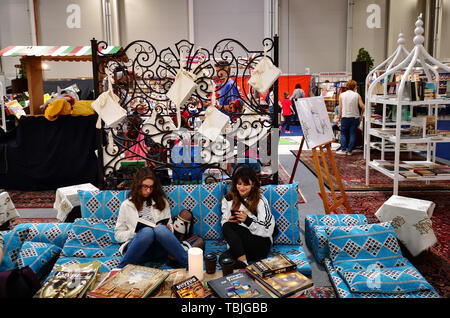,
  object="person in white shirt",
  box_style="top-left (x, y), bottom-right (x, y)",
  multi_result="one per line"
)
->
top-left (115, 167), bottom-right (188, 268)
top-left (337, 80), bottom-right (365, 155)
top-left (220, 166), bottom-right (275, 269)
